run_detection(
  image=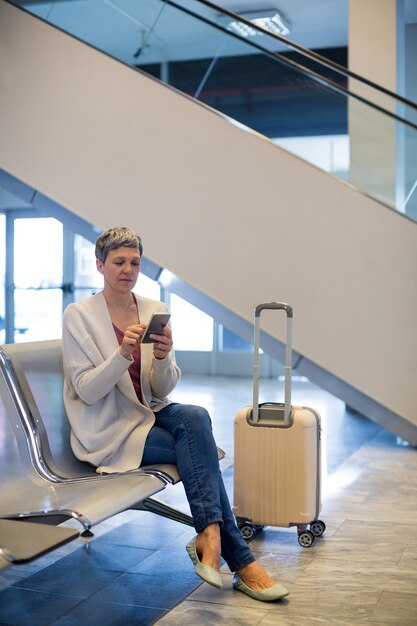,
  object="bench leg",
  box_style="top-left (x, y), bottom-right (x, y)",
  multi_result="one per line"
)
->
top-left (0, 548), bottom-right (15, 571)
top-left (134, 497), bottom-right (194, 527)
top-left (1, 510), bottom-right (93, 534)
